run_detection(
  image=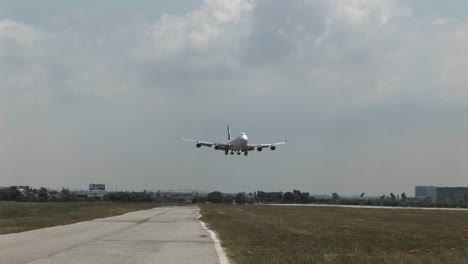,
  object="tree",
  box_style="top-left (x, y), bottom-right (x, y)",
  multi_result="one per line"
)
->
top-left (38, 187), bottom-right (49, 201)
top-left (360, 192), bottom-right (365, 198)
top-left (0, 190), bottom-right (9, 201)
top-left (401, 192), bottom-right (407, 202)
top-left (105, 192), bottom-right (131, 202)
top-left (283, 192), bottom-right (294, 203)
top-left (390, 193), bottom-right (396, 201)
top-left (309, 196), bottom-right (317, 203)
top-left (223, 194), bottom-right (234, 204)
top-left (299, 192), bottom-right (310, 204)
top-left (235, 193), bottom-right (247, 204)
top-left (61, 188), bottom-right (72, 201)
top-left (207, 191), bottom-right (224, 203)
top-left (332, 193), bottom-right (340, 201)
top-left (256, 191), bottom-right (266, 203)
top-left (293, 190), bottom-right (302, 203)
top-left (9, 189), bottom-right (22, 201)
